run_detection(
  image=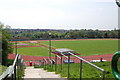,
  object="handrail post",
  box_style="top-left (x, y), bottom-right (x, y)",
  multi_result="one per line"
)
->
top-left (44, 60), bottom-right (46, 69)
top-left (51, 60), bottom-right (53, 70)
top-left (102, 71), bottom-right (105, 80)
top-left (17, 57), bottom-right (20, 80)
top-left (60, 56), bottom-right (62, 72)
top-left (48, 58), bottom-right (52, 70)
top-left (44, 59), bottom-right (46, 69)
top-left (14, 63), bottom-right (16, 80)
top-left (55, 55), bottom-right (57, 71)
top-left (17, 57), bottom-right (18, 80)
top-left (12, 73), bottom-right (14, 80)
top-left (43, 59), bottom-right (44, 68)
top-left (51, 59), bottom-right (53, 70)
top-left (44, 58), bottom-right (48, 70)
top-left (20, 59), bottom-right (22, 79)
top-left (80, 60), bottom-right (82, 80)
top-left (68, 53), bottom-right (70, 79)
